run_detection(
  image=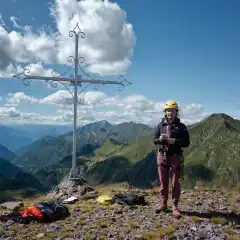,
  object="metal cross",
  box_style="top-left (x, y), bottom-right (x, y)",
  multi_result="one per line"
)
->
top-left (13, 23), bottom-right (132, 179)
